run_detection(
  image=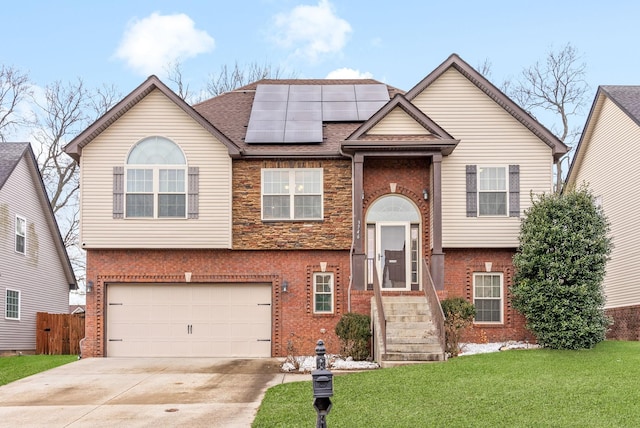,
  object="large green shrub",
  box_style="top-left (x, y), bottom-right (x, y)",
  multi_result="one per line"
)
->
top-left (335, 312), bottom-right (371, 360)
top-left (512, 186), bottom-right (612, 349)
top-left (441, 297), bottom-right (475, 357)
